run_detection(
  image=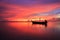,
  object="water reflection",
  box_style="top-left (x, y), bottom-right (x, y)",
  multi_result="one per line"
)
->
top-left (32, 23), bottom-right (47, 28)
top-left (0, 21), bottom-right (56, 35)
top-left (0, 21), bottom-right (60, 40)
